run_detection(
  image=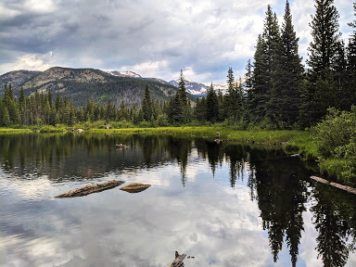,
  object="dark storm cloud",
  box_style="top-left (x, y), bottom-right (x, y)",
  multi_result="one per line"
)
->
top-left (0, 0), bottom-right (352, 83)
top-left (1, 0), bottom-right (266, 81)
